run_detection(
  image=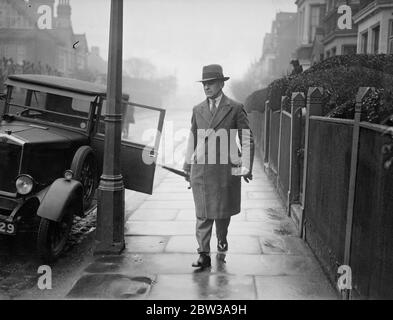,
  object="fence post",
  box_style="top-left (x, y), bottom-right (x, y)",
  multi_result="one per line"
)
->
top-left (288, 92), bottom-right (305, 217)
top-left (300, 87), bottom-right (323, 239)
top-left (259, 111), bottom-right (264, 160)
top-left (277, 96), bottom-right (288, 197)
top-left (249, 111), bottom-right (257, 148)
top-left (342, 87), bottom-right (374, 300)
top-left (263, 100), bottom-right (270, 170)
